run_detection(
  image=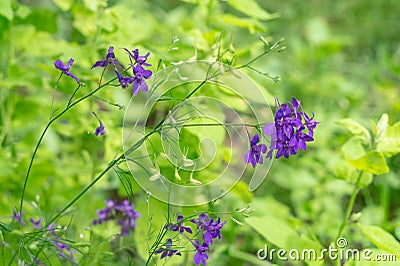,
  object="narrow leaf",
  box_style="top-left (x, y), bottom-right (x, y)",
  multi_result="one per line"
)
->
top-left (359, 224), bottom-right (400, 259)
top-left (336, 118), bottom-right (371, 144)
